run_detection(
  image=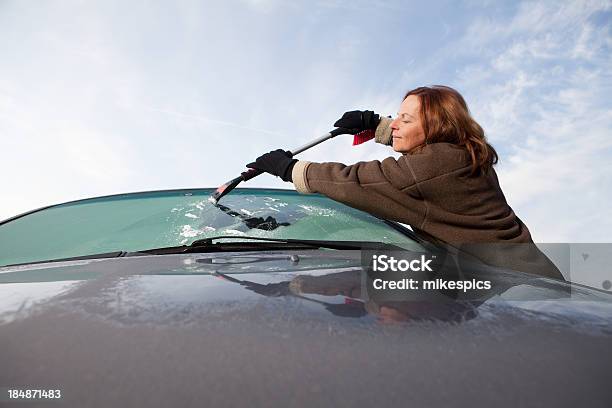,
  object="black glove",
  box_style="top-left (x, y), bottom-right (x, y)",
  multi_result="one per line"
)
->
top-left (246, 149), bottom-right (297, 182)
top-left (333, 110), bottom-right (380, 134)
